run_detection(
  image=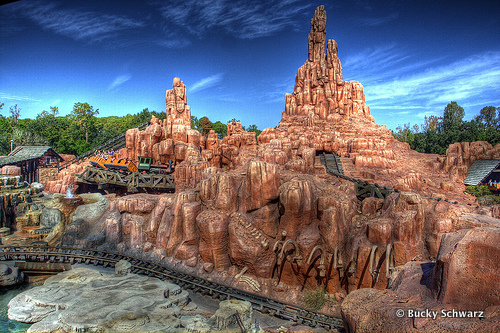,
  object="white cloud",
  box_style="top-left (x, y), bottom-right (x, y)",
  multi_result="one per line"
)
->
top-left (189, 74), bottom-right (224, 93)
top-left (156, 0), bottom-right (311, 39)
top-left (343, 46), bottom-right (500, 124)
top-left (10, 1), bottom-right (144, 43)
top-left (0, 92), bottom-right (40, 102)
top-left (357, 13), bottom-right (399, 27)
top-left (108, 74), bottom-right (131, 91)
